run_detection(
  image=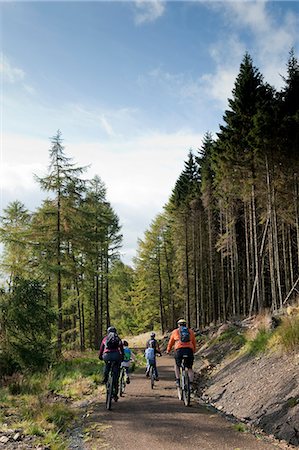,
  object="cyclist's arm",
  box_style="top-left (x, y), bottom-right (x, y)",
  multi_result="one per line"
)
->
top-left (119, 341), bottom-right (125, 360)
top-left (166, 332), bottom-right (175, 353)
top-left (98, 338), bottom-right (106, 359)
